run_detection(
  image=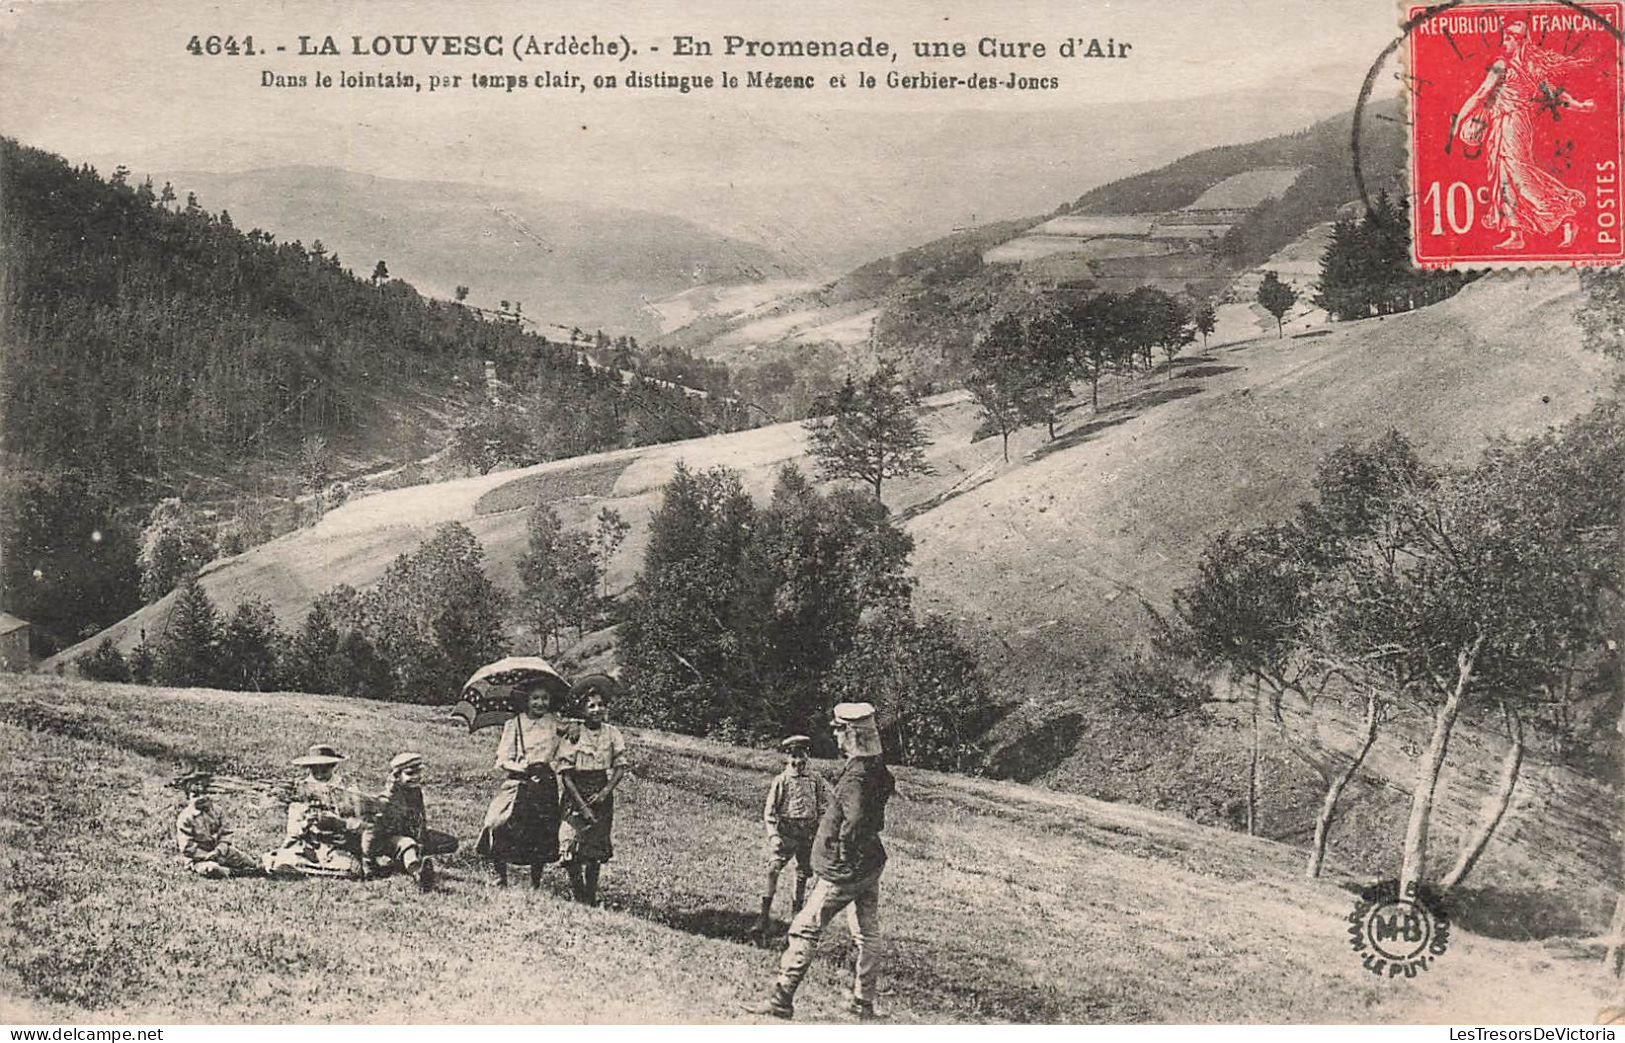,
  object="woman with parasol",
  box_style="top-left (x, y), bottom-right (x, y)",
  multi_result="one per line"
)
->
top-left (464, 659), bottom-right (573, 888)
